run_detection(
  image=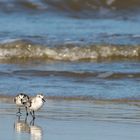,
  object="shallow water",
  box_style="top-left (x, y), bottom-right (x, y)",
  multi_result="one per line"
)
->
top-left (0, 61), bottom-right (140, 100)
top-left (1, 99), bottom-right (140, 140)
